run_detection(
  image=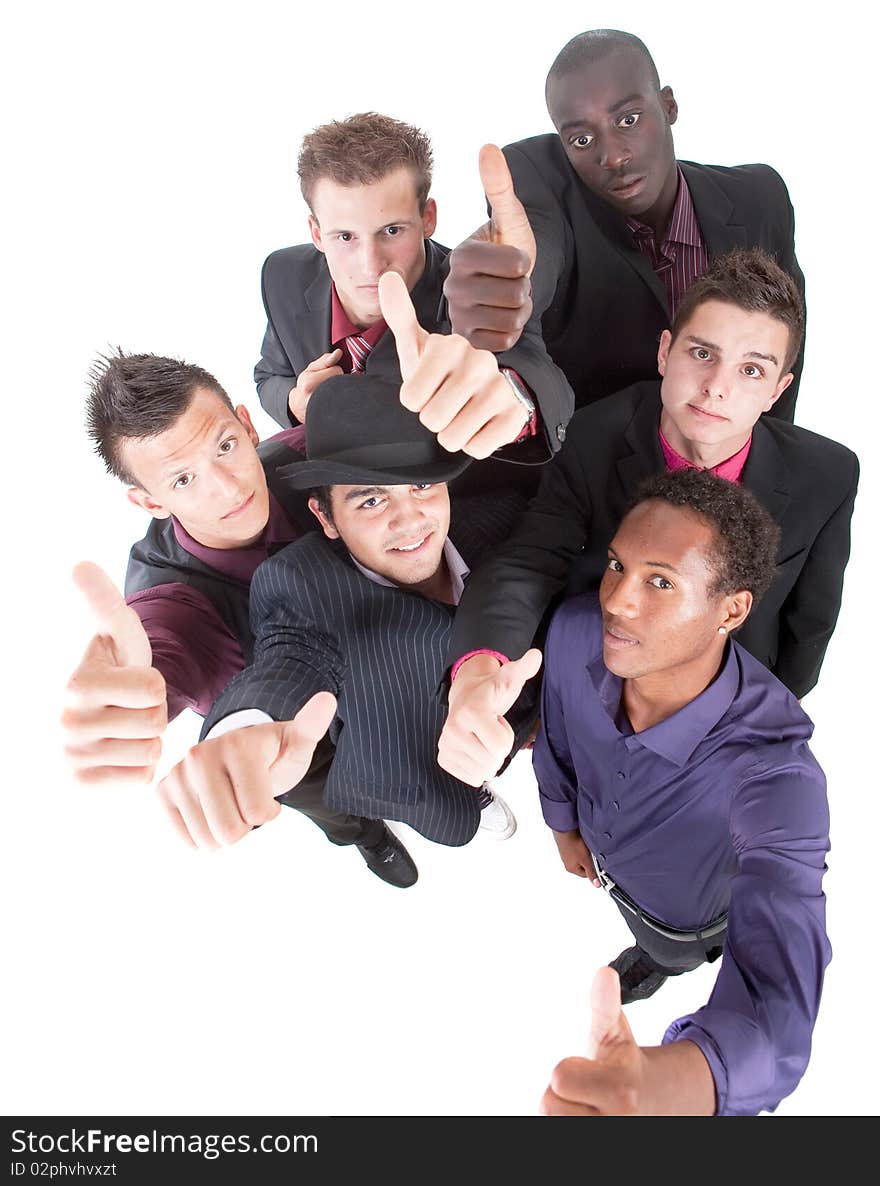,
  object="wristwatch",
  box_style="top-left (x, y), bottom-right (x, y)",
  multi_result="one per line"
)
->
top-left (499, 367), bottom-right (536, 422)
